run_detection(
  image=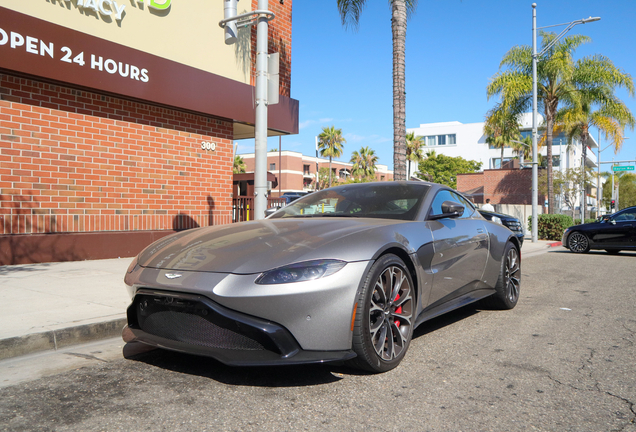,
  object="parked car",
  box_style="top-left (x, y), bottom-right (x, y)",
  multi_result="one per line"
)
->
top-left (562, 205), bottom-right (636, 254)
top-left (123, 182), bottom-right (521, 372)
top-left (478, 210), bottom-right (525, 246)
